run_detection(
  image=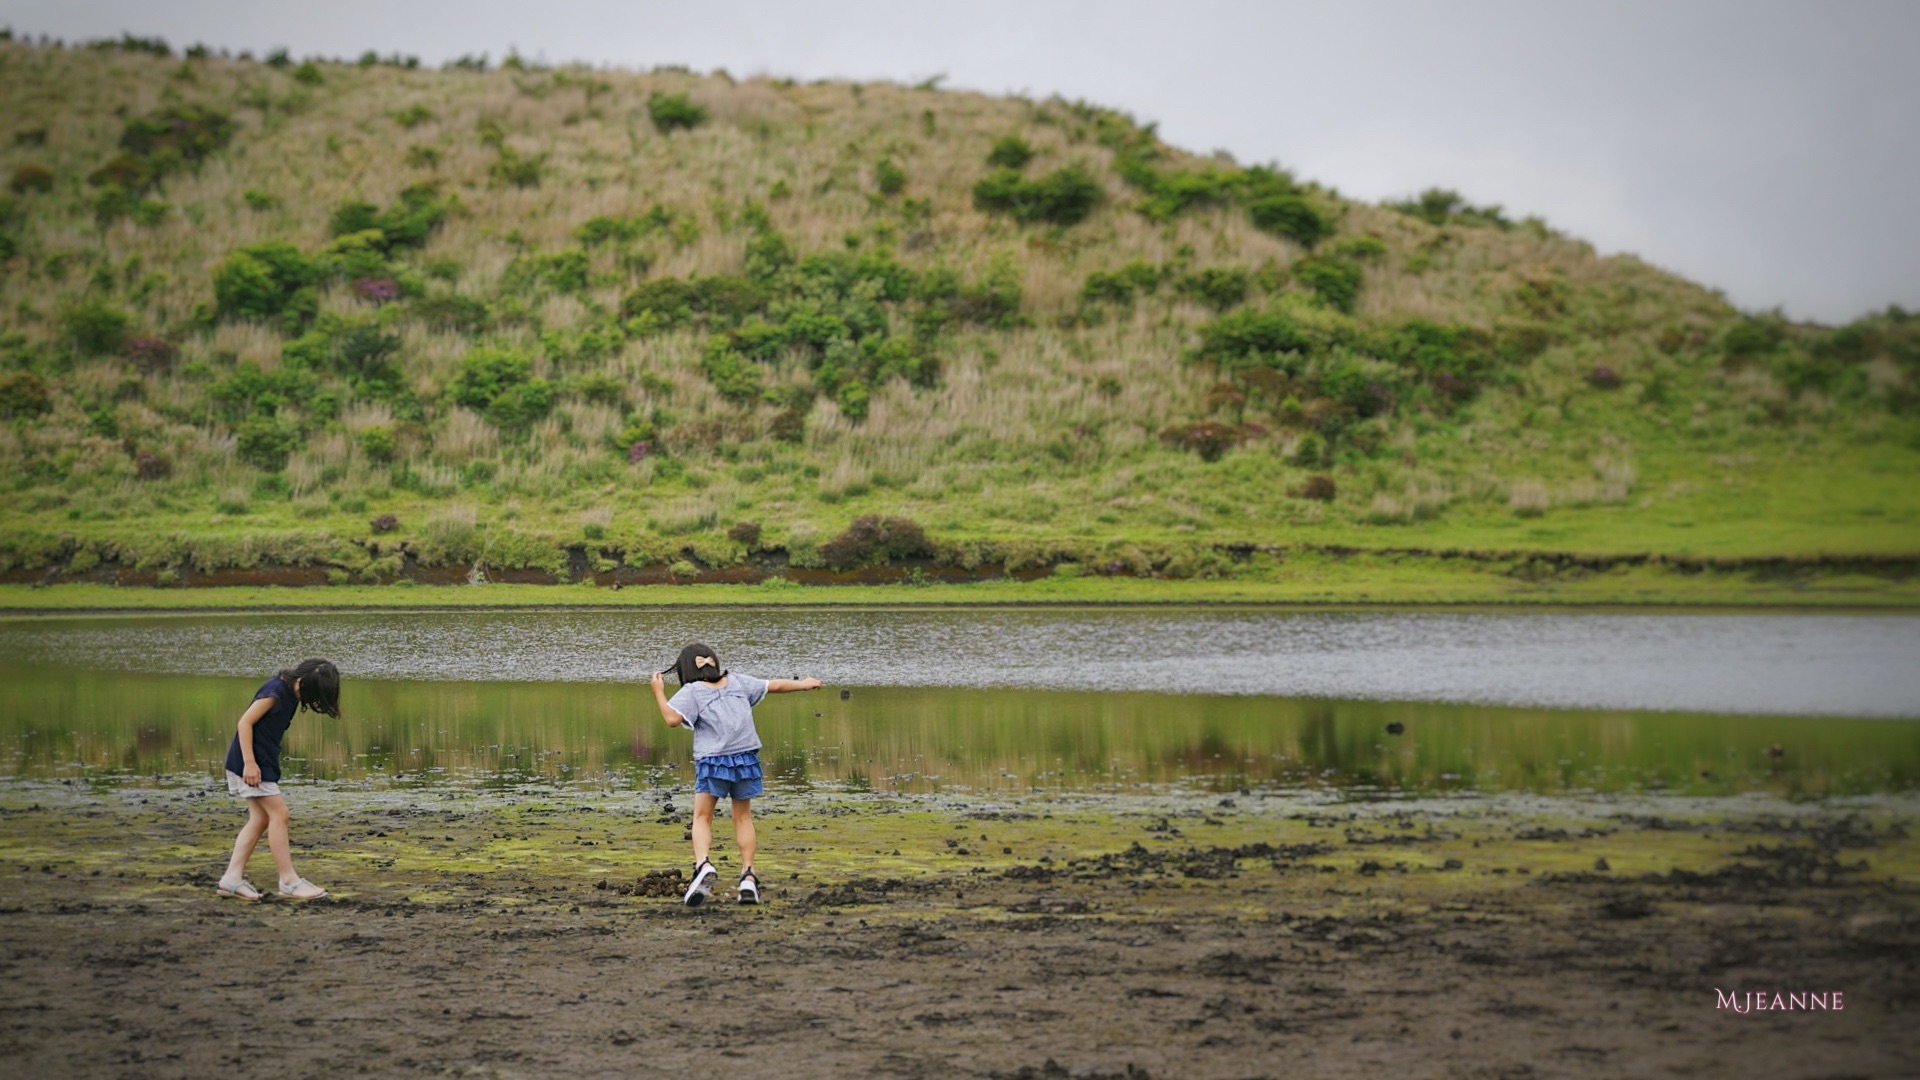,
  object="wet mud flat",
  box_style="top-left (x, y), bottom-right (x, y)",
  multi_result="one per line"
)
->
top-left (1, 783), bottom-right (1917, 1079)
